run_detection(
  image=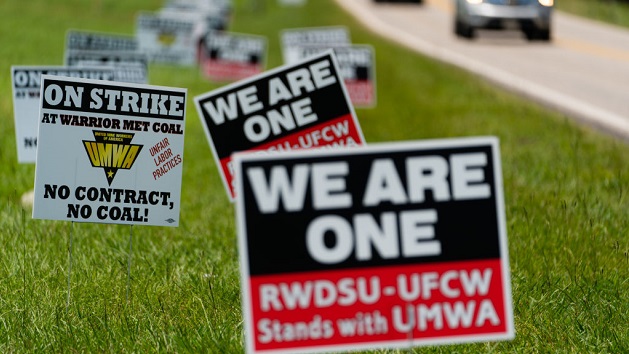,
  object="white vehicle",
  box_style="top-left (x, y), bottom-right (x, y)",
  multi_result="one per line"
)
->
top-left (454, 0), bottom-right (553, 41)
